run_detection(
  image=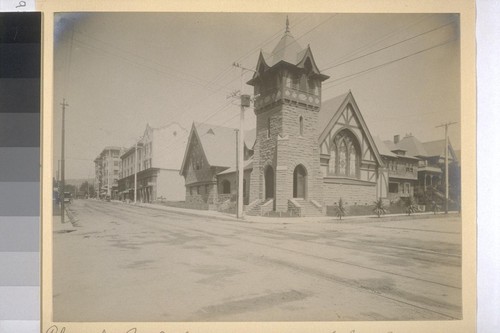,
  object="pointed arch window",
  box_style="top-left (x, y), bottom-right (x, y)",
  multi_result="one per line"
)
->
top-left (328, 129), bottom-right (360, 178)
top-left (299, 116), bottom-right (304, 136)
